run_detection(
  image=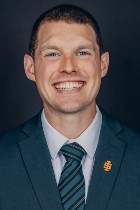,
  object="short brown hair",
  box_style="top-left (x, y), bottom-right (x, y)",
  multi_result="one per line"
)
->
top-left (29, 4), bottom-right (104, 58)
